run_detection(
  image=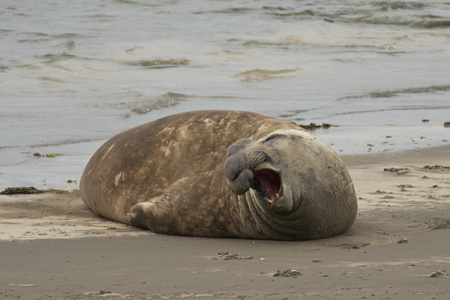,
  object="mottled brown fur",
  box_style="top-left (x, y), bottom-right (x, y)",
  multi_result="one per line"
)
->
top-left (80, 110), bottom-right (357, 240)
